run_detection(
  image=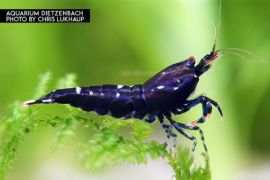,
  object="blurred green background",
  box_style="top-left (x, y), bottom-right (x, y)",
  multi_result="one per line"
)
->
top-left (1, 0), bottom-right (270, 179)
